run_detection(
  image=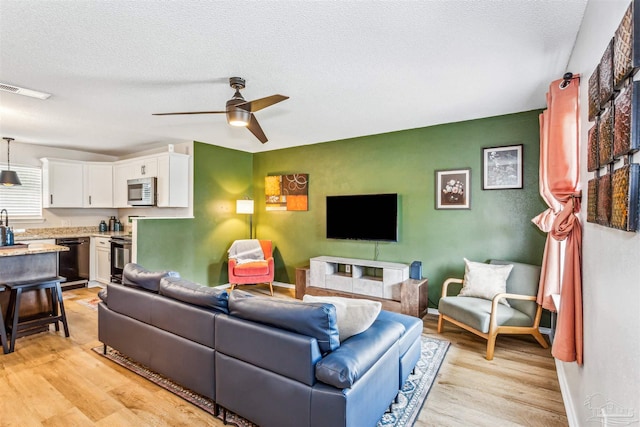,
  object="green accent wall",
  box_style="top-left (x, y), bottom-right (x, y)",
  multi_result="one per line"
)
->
top-left (136, 142), bottom-right (253, 286)
top-left (253, 110), bottom-right (547, 307)
top-left (137, 110), bottom-right (547, 309)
